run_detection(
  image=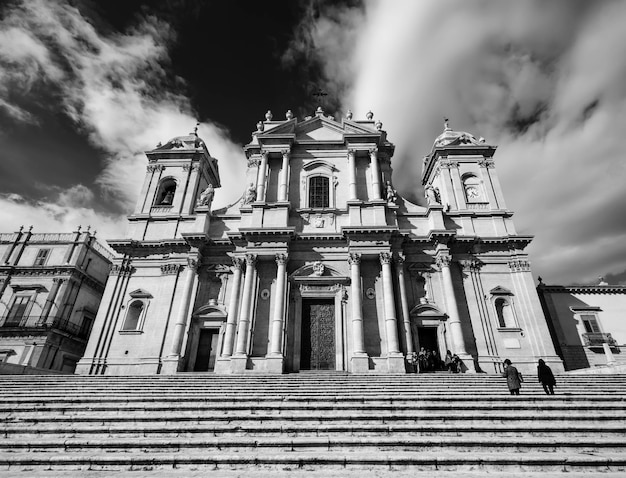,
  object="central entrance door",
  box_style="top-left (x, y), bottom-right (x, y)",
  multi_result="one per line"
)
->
top-left (193, 328), bottom-right (219, 372)
top-left (301, 299), bottom-right (335, 370)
